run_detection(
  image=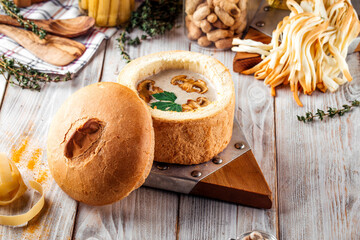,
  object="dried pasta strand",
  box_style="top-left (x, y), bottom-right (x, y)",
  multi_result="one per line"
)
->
top-left (232, 0), bottom-right (360, 106)
top-left (0, 154), bottom-right (45, 227)
top-left (0, 181), bottom-right (45, 226)
top-left (0, 153), bottom-right (27, 206)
